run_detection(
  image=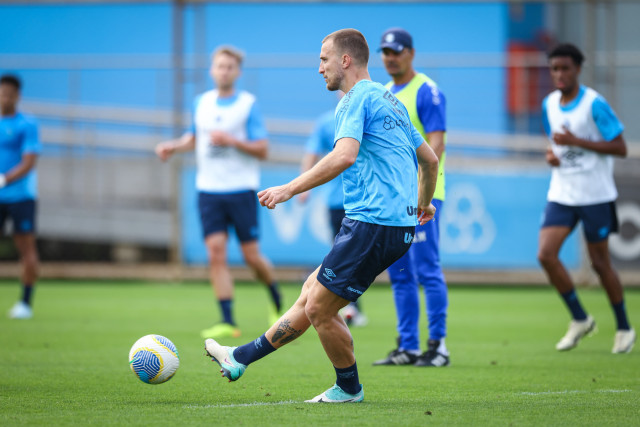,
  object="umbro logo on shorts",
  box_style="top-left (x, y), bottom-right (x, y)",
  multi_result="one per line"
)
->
top-left (323, 268), bottom-right (336, 282)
